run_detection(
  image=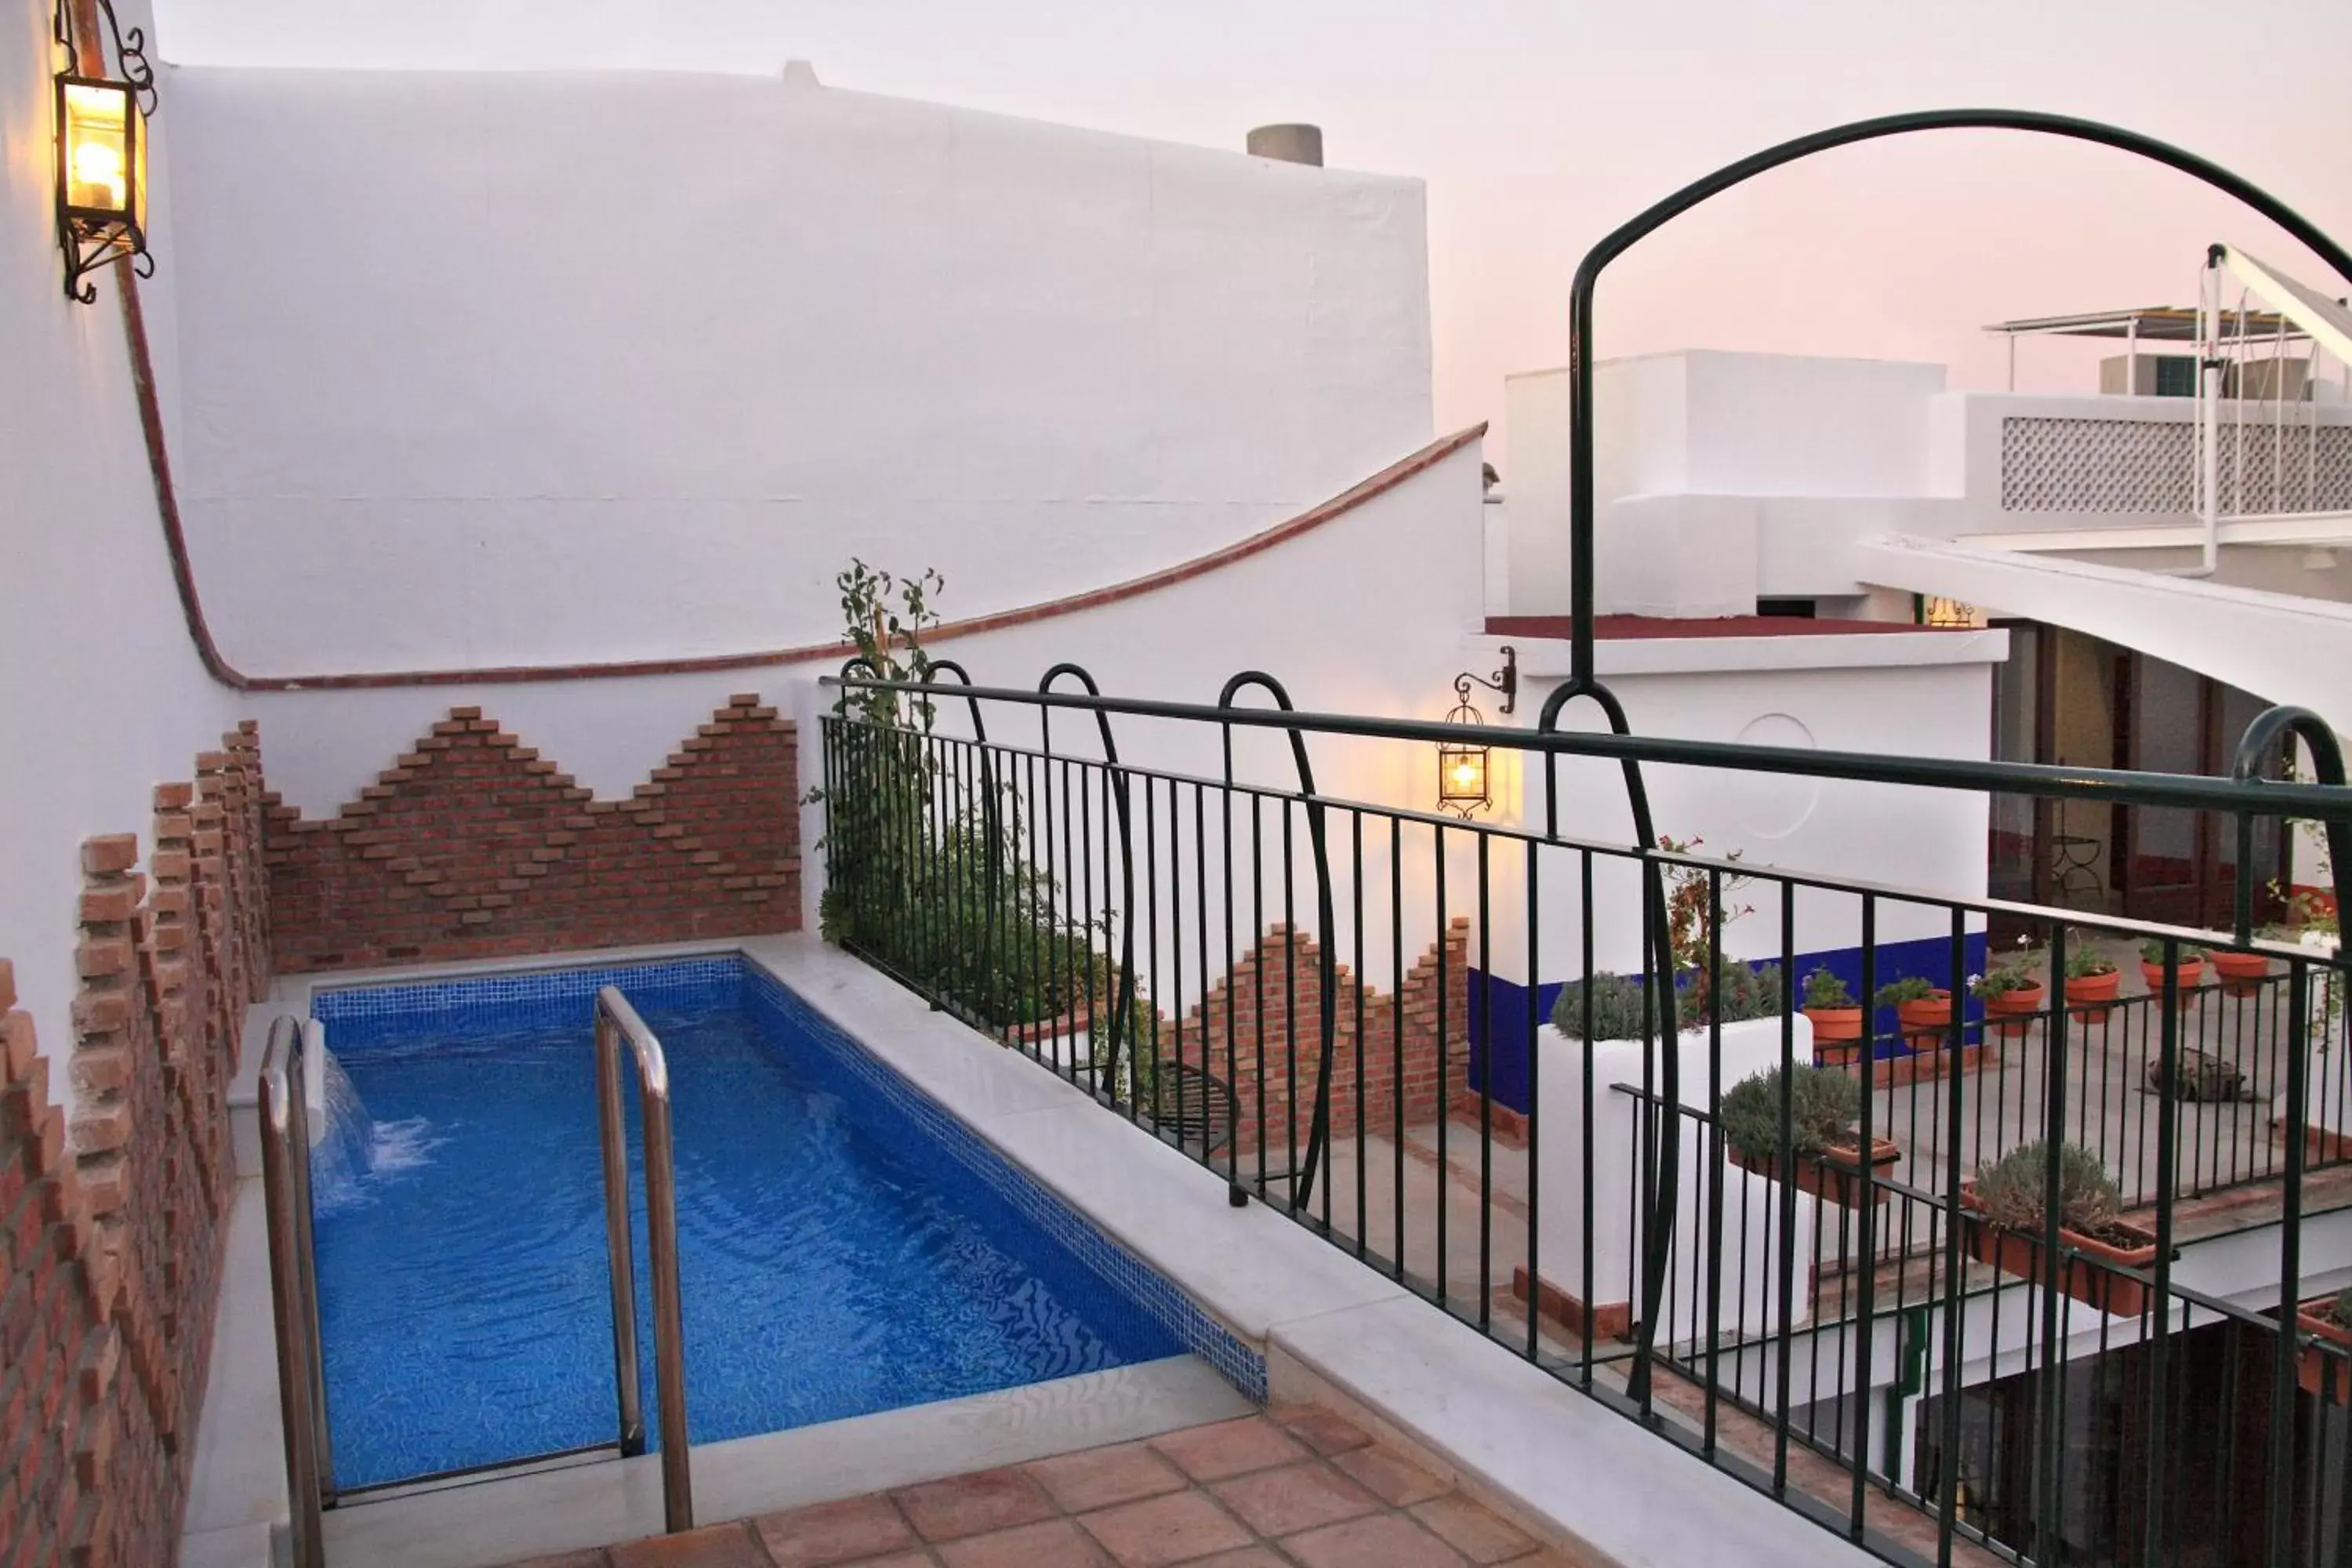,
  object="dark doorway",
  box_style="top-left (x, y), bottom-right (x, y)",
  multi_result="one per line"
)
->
top-left (1986, 625), bottom-right (2292, 935)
